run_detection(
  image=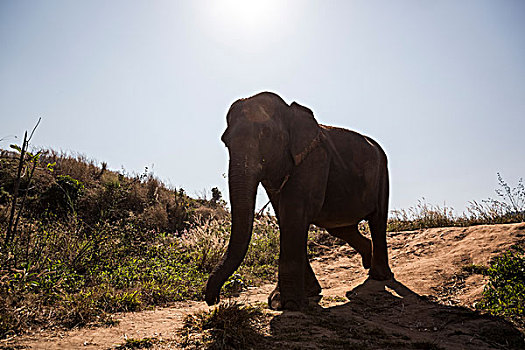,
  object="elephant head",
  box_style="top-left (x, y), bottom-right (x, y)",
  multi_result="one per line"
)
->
top-left (204, 92), bottom-right (322, 306)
